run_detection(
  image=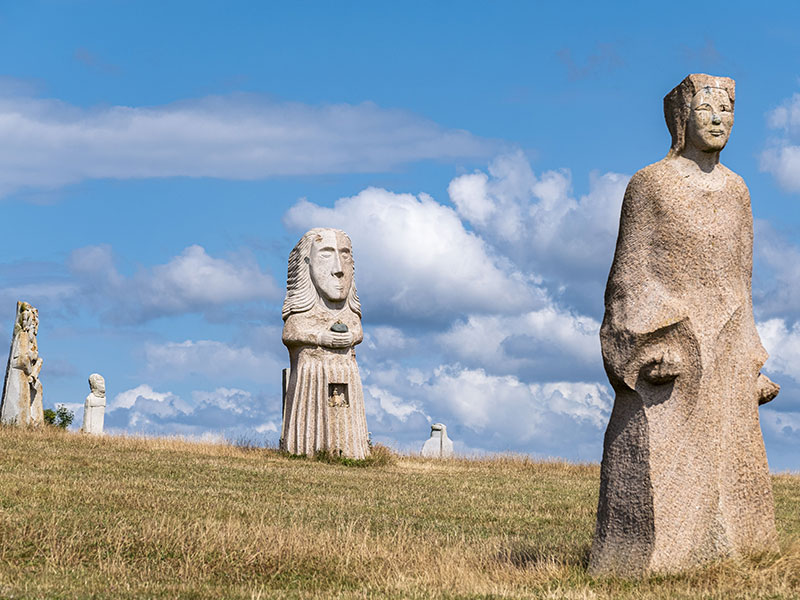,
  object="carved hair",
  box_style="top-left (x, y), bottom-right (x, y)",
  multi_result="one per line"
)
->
top-left (89, 373), bottom-right (106, 395)
top-left (282, 228), bottom-right (361, 320)
top-left (664, 73), bottom-right (735, 158)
